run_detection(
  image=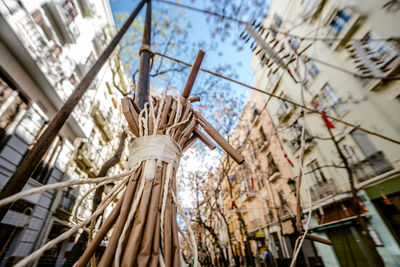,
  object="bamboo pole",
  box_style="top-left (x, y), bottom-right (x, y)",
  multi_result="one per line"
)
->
top-left (0, 0), bottom-right (147, 221)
